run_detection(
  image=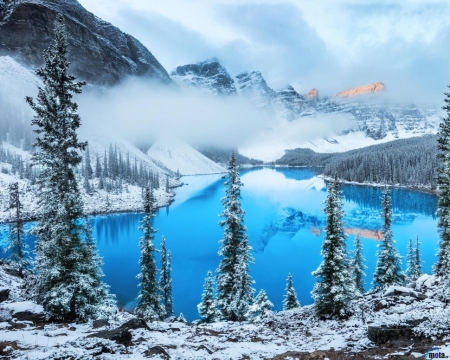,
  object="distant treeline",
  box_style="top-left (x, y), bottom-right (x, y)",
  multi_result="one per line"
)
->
top-left (197, 147), bottom-right (263, 166)
top-left (276, 135), bottom-right (438, 188)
